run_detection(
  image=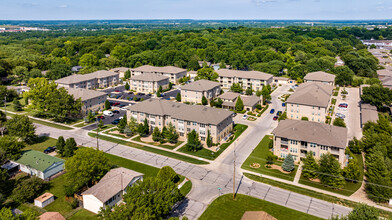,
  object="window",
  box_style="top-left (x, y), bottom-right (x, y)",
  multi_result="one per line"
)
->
top-left (321, 146), bottom-right (328, 151)
top-left (187, 122), bottom-right (191, 125)
top-left (290, 140), bottom-right (298, 145)
top-left (200, 124), bottom-right (205, 128)
top-left (290, 148), bottom-right (298, 153)
top-left (310, 143), bottom-right (317, 148)
top-left (201, 137), bottom-right (206, 141)
top-left (192, 122), bottom-right (197, 126)
top-left (280, 153), bottom-right (287, 158)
